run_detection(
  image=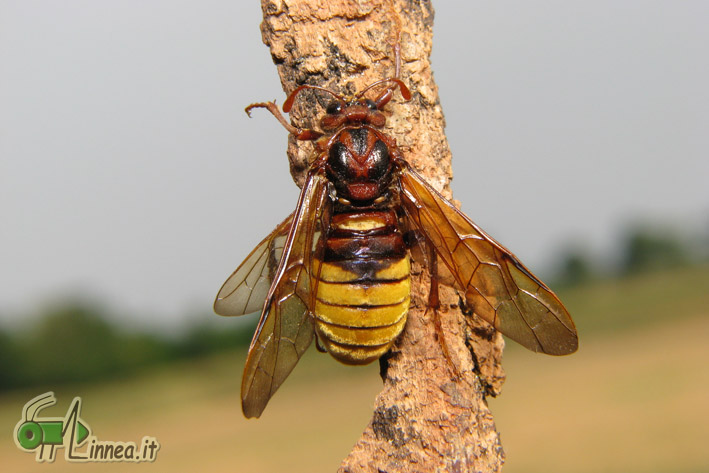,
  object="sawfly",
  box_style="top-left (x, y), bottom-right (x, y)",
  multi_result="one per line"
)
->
top-left (215, 44), bottom-right (578, 418)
